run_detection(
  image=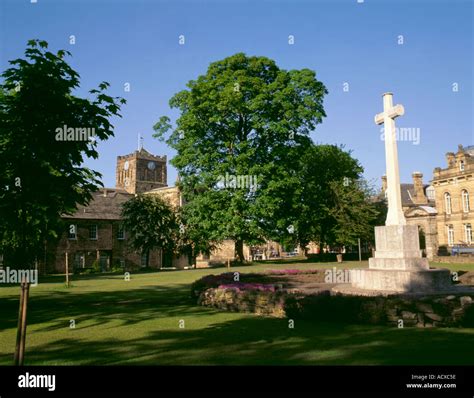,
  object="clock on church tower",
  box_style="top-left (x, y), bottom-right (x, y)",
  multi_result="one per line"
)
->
top-left (115, 147), bottom-right (167, 194)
